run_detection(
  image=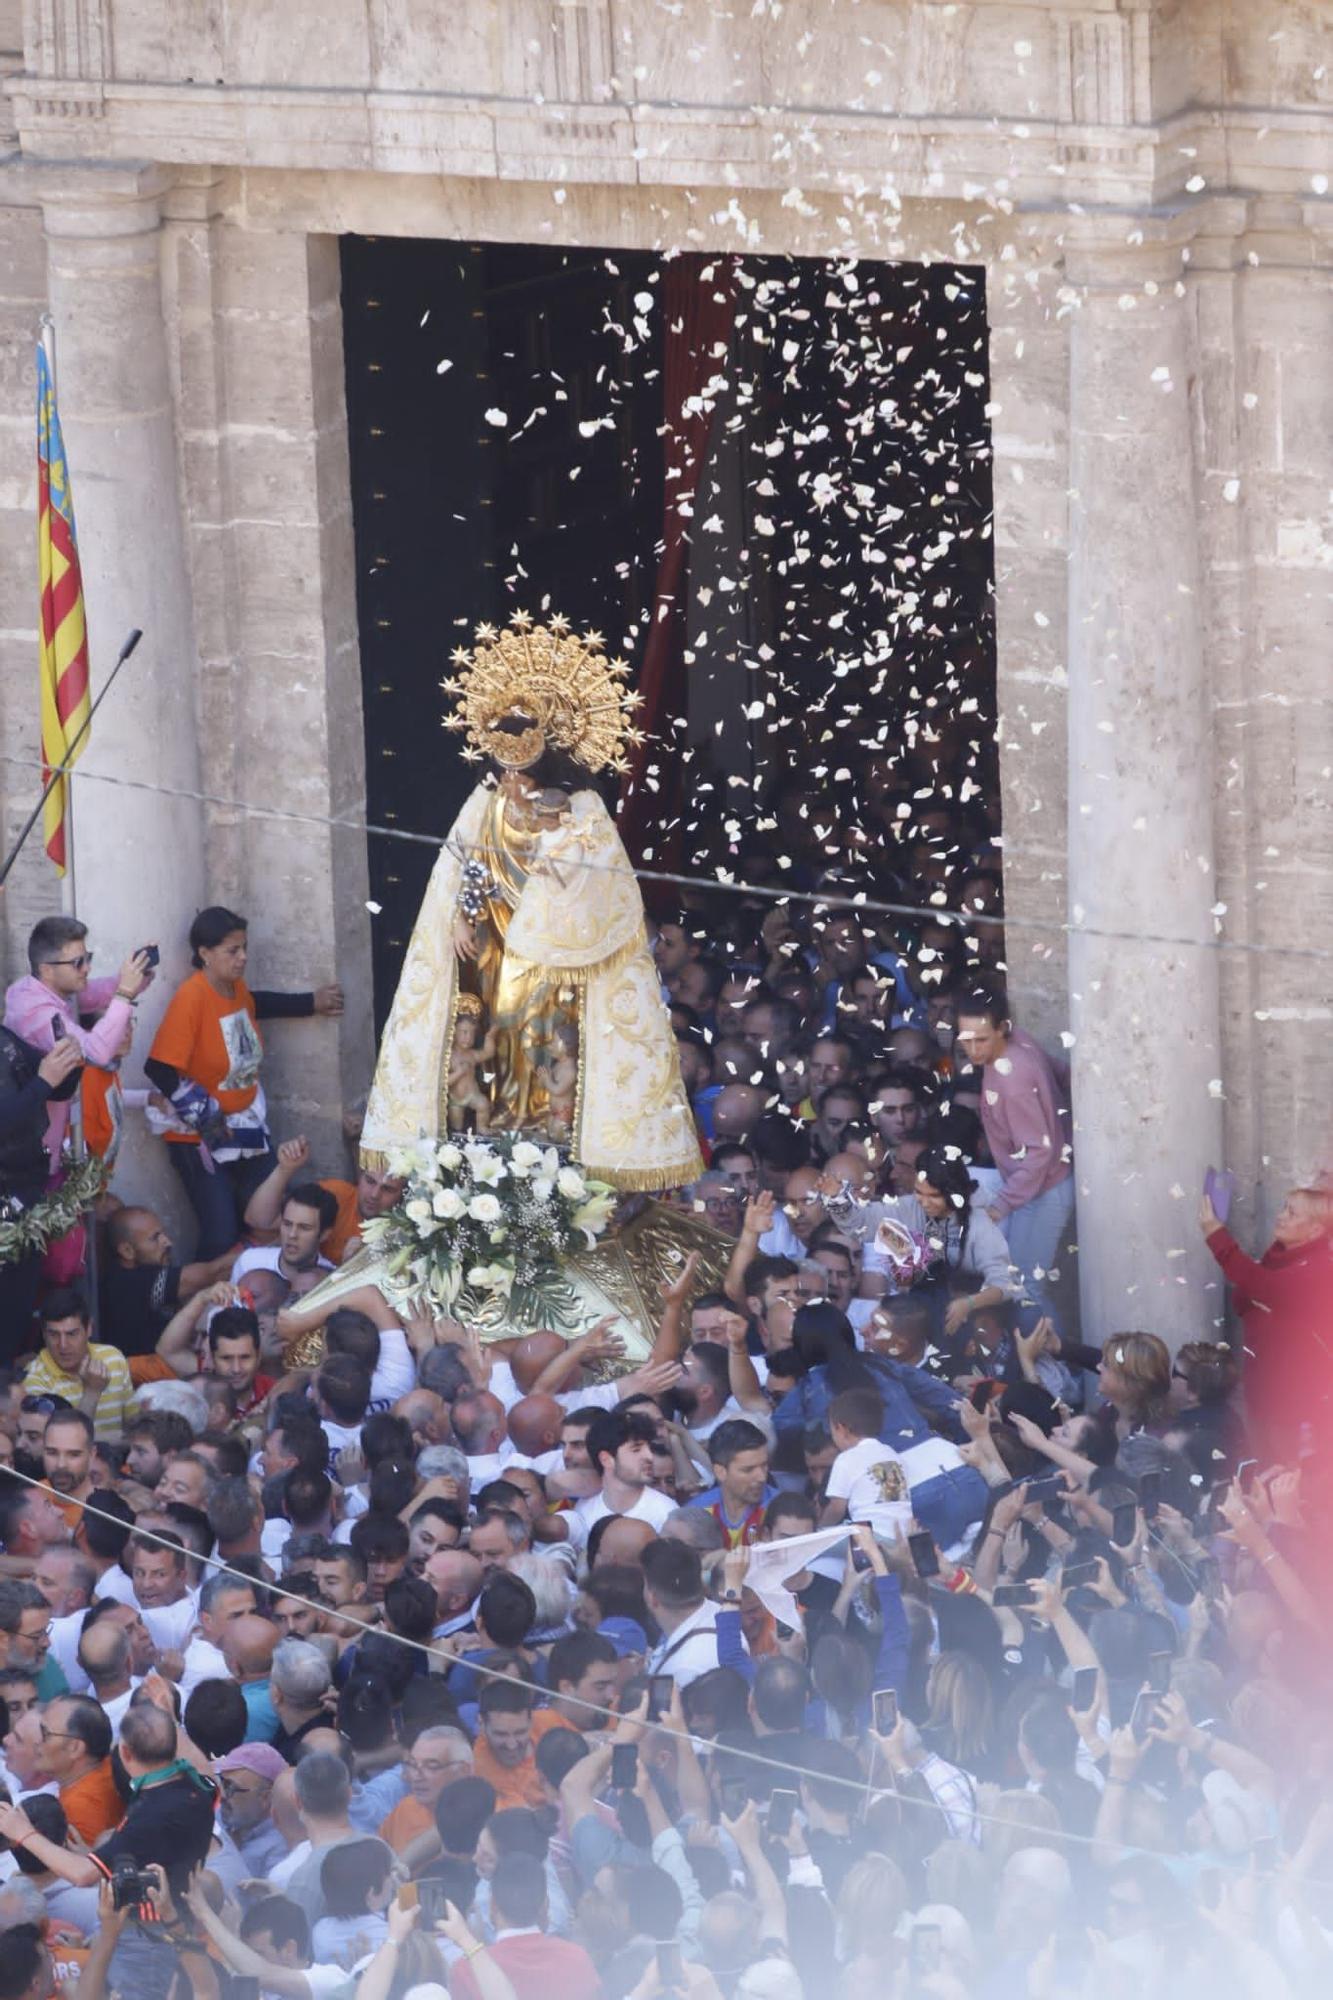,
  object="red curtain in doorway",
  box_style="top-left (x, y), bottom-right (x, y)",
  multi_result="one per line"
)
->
top-left (618, 255), bottom-right (737, 877)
